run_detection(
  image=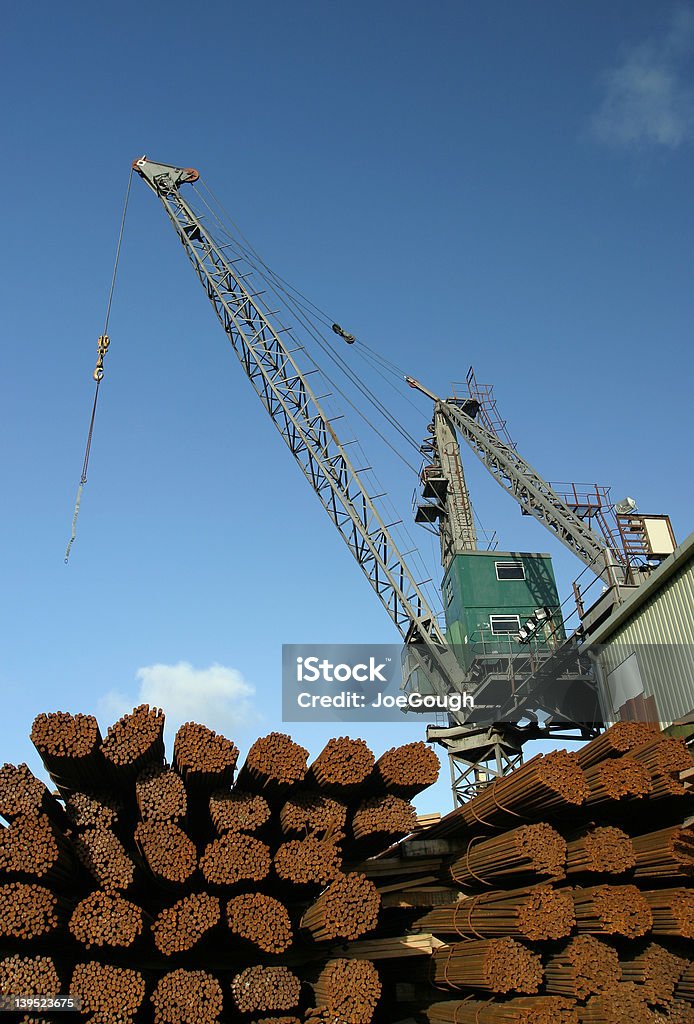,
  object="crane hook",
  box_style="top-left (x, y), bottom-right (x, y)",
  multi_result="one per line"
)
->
top-left (332, 323), bottom-right (356, 345)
